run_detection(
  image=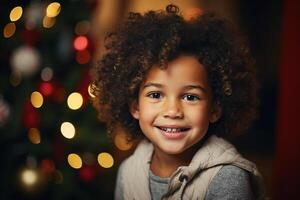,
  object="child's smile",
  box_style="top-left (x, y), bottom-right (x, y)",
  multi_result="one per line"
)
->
top-left (130, 55), bottom-right (221, 155)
